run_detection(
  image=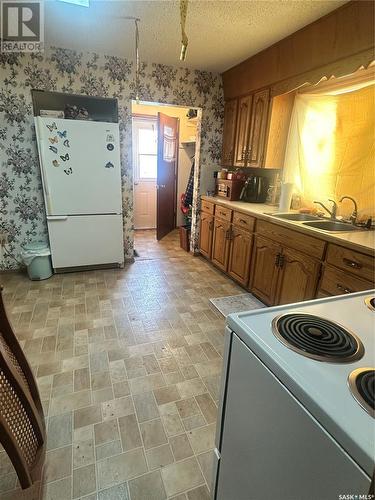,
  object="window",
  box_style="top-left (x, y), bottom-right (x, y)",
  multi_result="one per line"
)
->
top-left (133, 118), bottom-right (157, 180)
